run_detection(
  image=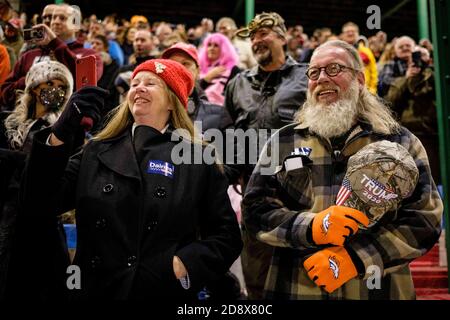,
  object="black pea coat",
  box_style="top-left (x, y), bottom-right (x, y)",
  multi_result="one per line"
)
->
top-left (1, 112), bottom-right (70, 300)
top-left (21, 126), bottom-right (242, 300)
